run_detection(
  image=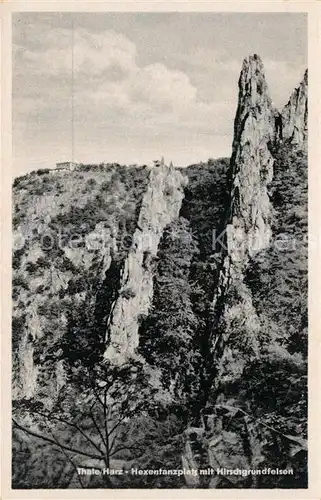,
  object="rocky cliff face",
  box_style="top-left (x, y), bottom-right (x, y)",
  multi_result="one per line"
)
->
top-left (104, 165), bottom-right (187, 366)
top-left (212, 55), bottom-right (275, 367)
top-left (181, 57), bottom-right (308, 487)
top-left (12, 166), bottom-right (149, 400)
top-left (12, 164), bottom-right (187, 397)
top-left (212, 57), bottom-right (308, 363)
top-left (181, 55), bottom-right (277, 484)
top-left (228, 54), bottom-right (275, 262)
top-left (282, 69), bottom-right (308, 147)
